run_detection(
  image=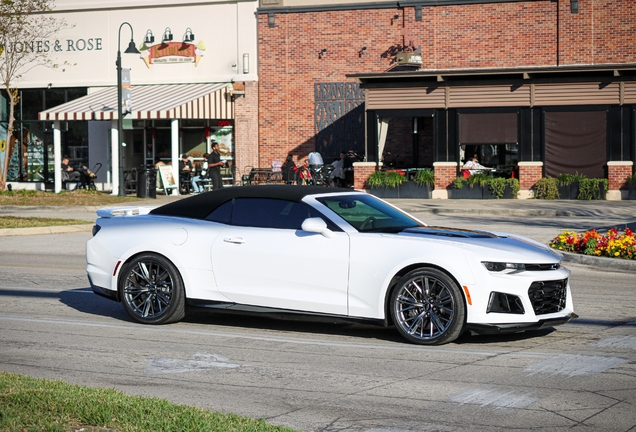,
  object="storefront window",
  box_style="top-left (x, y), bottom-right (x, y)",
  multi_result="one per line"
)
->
top-left (45, 89), bottom-right (66, 110)
top-left (7, 87), bottom-right (88, 182)
top-left (20, 90), bottom-right (43, 121)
